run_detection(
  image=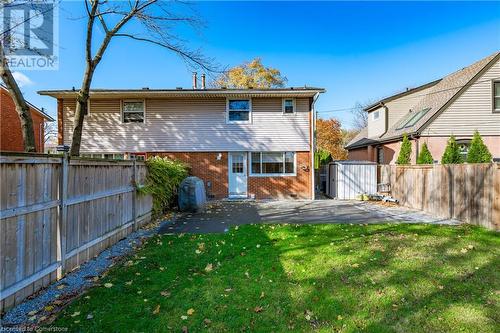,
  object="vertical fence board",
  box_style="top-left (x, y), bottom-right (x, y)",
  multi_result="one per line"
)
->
top-left (379, 163), bottom-right (499, 230)
top-left (1, 154), bottom-right (153, 311)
